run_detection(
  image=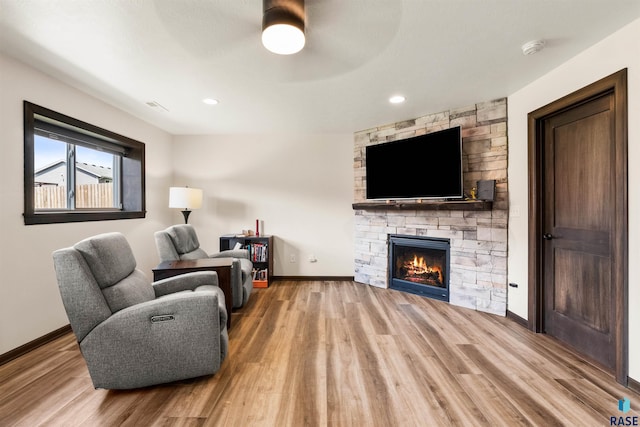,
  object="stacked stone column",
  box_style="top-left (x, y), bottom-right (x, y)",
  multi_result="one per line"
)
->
top-left (353, 99), bottom-right (508, 315)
